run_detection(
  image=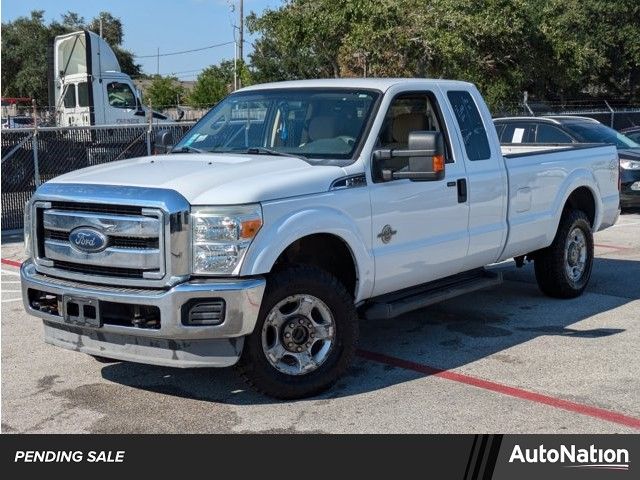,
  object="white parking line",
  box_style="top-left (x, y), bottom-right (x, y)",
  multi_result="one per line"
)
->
top-left (1, 269), bottom-right (20, 277)
top-left (2, 298), bottom-right (22, 303)
top-left (612, 221), bottom-right (640, 228)
top-left (1, 281), bottom-right (21, 284)
top-left (1, 290), bottom-right (21, 293)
